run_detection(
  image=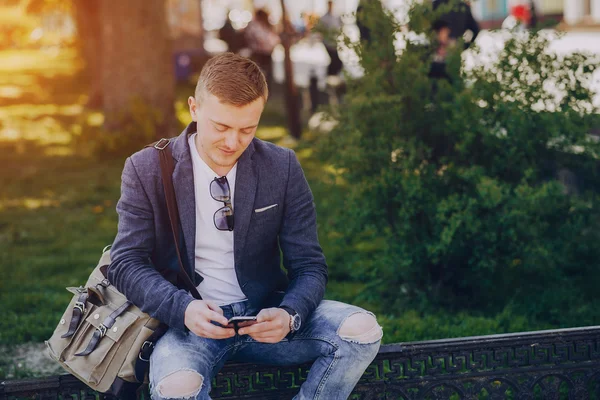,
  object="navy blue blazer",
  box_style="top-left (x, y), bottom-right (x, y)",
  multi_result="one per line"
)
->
top-left (108, 122), bottom-right (328, 330)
